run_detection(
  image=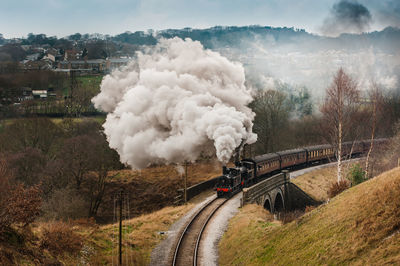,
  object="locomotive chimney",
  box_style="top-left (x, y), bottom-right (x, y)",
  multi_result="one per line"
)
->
top-left (222, 166), bottom-right (227, 175)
